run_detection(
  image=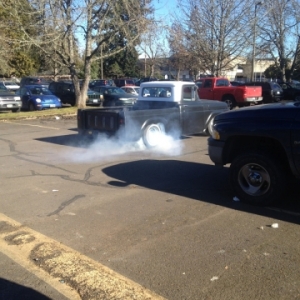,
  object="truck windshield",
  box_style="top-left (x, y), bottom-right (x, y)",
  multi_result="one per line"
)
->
top-left (141, 87), bottom-right (172, 98)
